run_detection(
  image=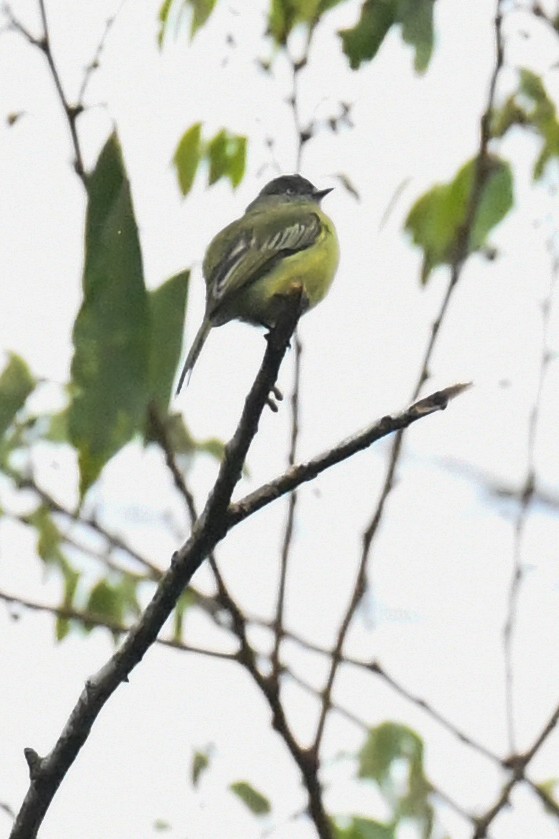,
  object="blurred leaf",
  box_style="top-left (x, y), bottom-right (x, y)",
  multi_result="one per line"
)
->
top-left (207, 129), bottom-right (247, 188)
top-left (56, 568), bottom-right (80, 642)
top-left (358, 722), bottom-right (432, 835)
top-left (173, 589), bottom-right (196, 640)
top-left (536, 778), bottom-right (559, 814)
top-left (29, 506), bottom-right (66, 569)
top-left (339, 0), bottom-right (395, 70)
top-left (0, 354), bottom-right (35, 439)
top-left (197, 435), bottom-right (225, 460)
top-left (399, 0), bottom-right (433, 73)
top-left (339, 0), bottom-right (434, 73)
top-left (318, 0), bottom-right (347, 11)
top-left (153, 819), bottom-right (171, 832)
top-left (86, 579), bottom-right (124, 630)
top-left (359, 722), bottom-right (423, 784)
top-left (335, 817), bottom-right (396, 839)
top-left (333, 171), bottom-right (360, 200)
top-left (268, 0), bottom-right (320, 43)
top-left (148, 270), bottom-right (190, 413)
top-left (230, 781), bottom-right (271, 815)
top-left (189, 0), bottom-right (218, 37)
top-left (405, 156), bottom-right (513, 283)
top-left (493, 69), bottom-right (559, 180)
top-left (158, 0), bottom-right (217, 45)
top-left (192, 745), bottom-right (211, 787)
top-left (43, 409), bottom-right (69, 444)
top-left (174, 123), bottom-right (202, 195)
top-left (158, 0), bottom-right (174, 46)
top-left (69, 134), bottom-right (150, 496)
